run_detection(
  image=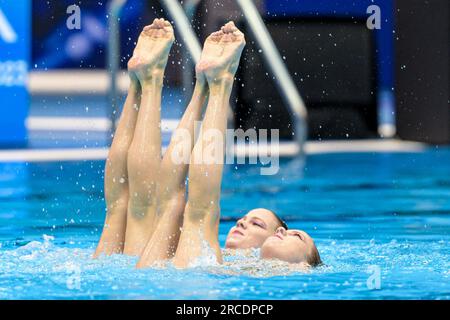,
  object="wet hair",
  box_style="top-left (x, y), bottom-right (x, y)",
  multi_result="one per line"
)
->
top-left (307, 243), bottom-right (322, 267)
top-left (267, 210), bottom-right (288, 230)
